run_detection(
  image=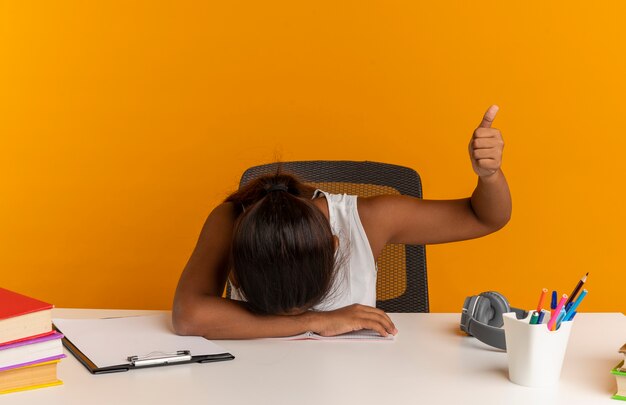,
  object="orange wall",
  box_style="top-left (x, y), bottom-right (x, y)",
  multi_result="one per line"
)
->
top-left (1, 1), bottom-right (624, 313)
